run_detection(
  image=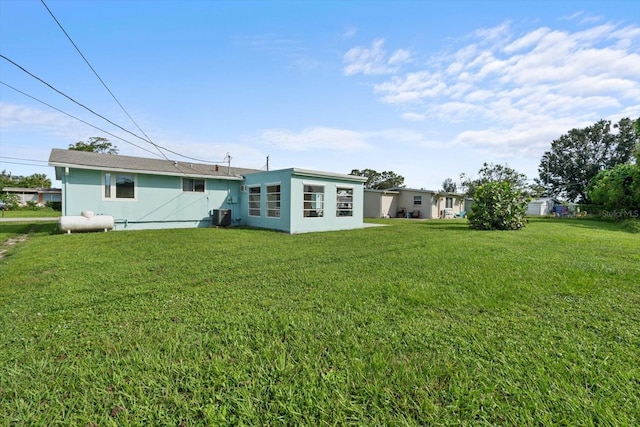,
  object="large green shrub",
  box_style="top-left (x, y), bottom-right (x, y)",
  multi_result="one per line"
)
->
top-left (468, 181), bottom-right (528, 230)
top-left (0, 193), bottom-right (19, 210)
top-left (588, 163), bottom-right (640, 212)
top-left (45, 201), bottom-right (62, 211)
